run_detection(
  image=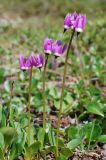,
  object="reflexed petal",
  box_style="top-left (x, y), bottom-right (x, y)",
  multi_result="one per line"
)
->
top-left (52, 40), bottom-right (67, 57)
top-left (62, 44), bottom-right (67, 53)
